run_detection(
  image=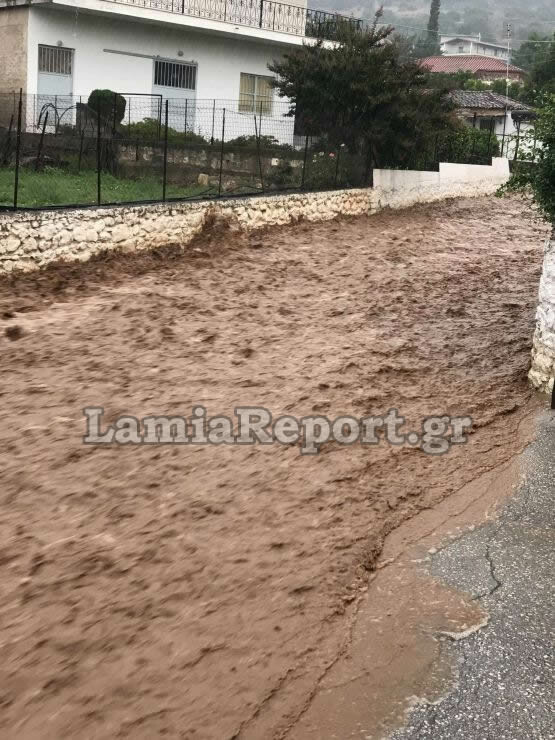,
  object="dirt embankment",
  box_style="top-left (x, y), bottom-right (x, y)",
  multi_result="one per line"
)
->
top-left (0, 196), bottom-right (548, 738)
